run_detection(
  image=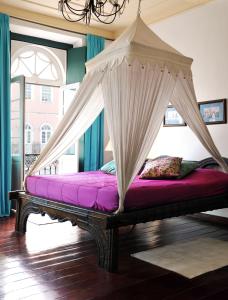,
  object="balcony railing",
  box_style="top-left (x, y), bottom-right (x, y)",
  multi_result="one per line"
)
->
top-left (25, 154), bottom-right (58, 175)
